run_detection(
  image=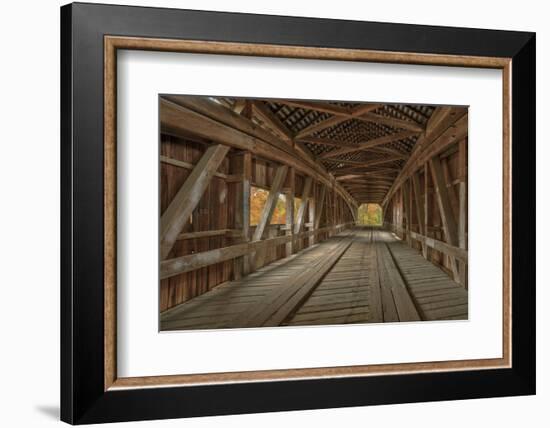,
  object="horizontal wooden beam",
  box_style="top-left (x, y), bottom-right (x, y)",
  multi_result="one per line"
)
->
top-left (275, 99), bottom-right (381, 117)
top-left (296, 136), bottom-right (359, 149)
top-left (274, 99), bottom-right (352, 116)
top-left (161, 222), bottom-right (355, 279)
top-left (387, 224), bottom-right (467, 263)
top-left (177, 229), bottom-right (241, 240)
top-left (320, 130), bottom-right (418, 159)
top-left (327, 154), bottom-right (404, 168)
top-left (160, 97), bottom-right (357, 208)
top-left (160, 155), bottom-right (237, 181)
top-left (358, 112), bottom-right (425, 132)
